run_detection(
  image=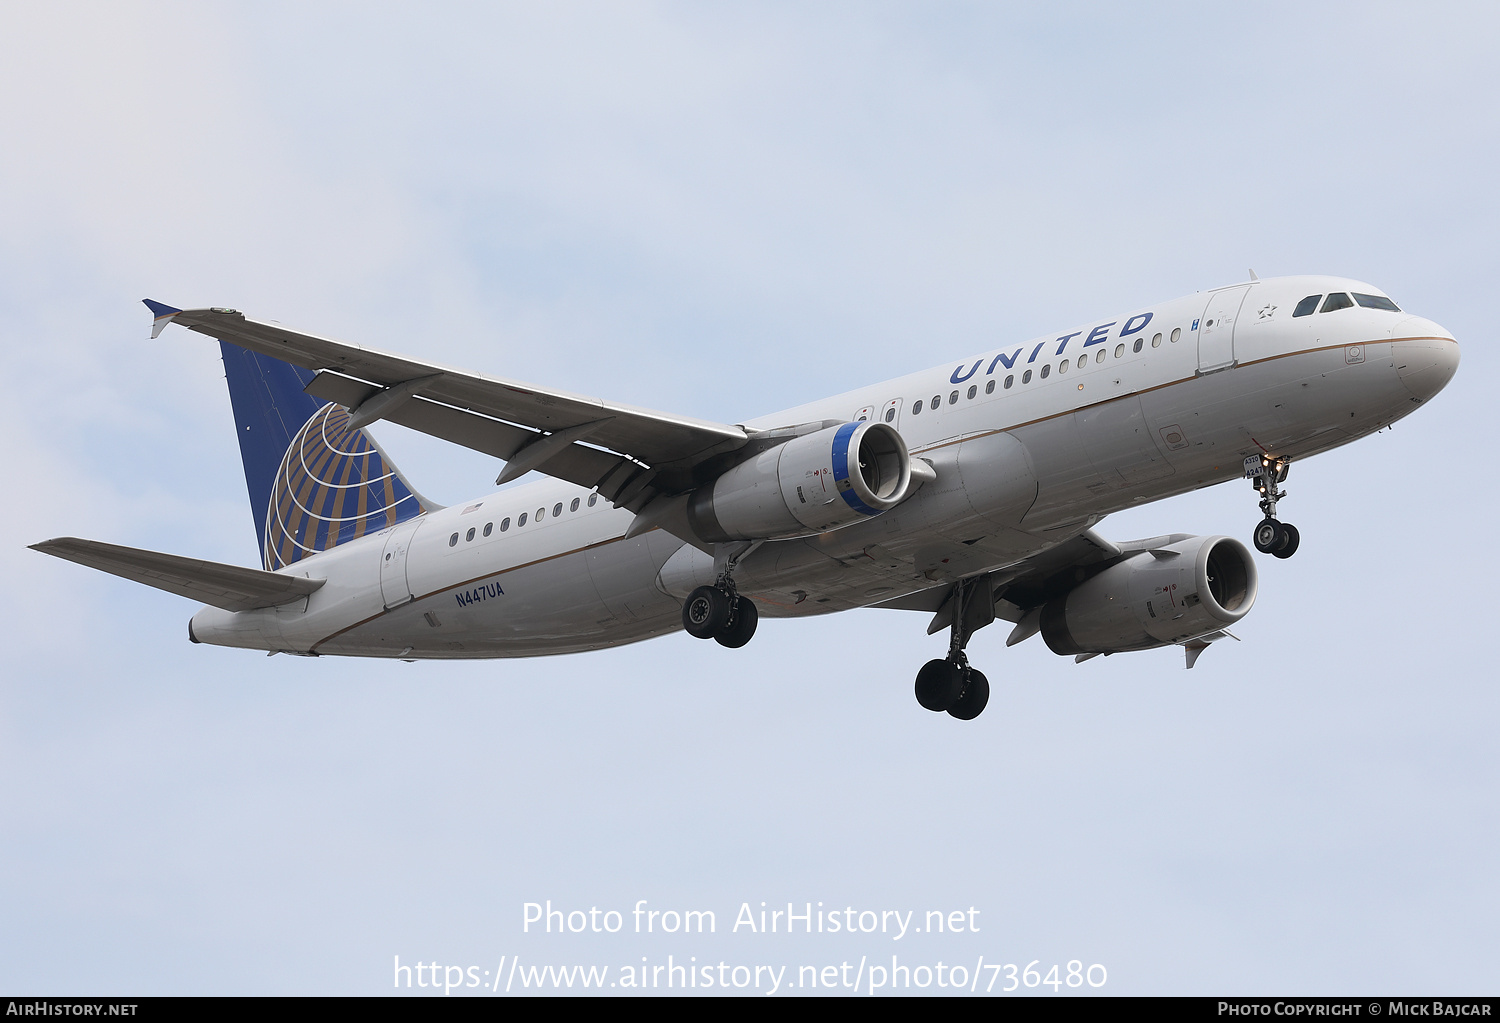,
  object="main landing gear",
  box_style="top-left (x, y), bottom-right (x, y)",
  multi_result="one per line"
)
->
top-left (681, 541), bottom-right (760, 648)
top-left (1245, 454), bottom-right (1300, 559)
top-left (915, 575), bottom-right (992, 721)
top-left (682, 584), bottom-right (758, 648)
